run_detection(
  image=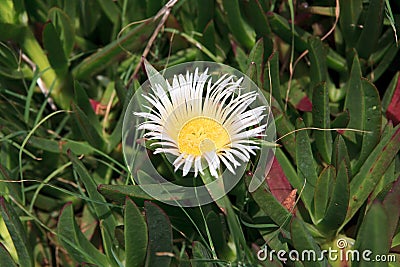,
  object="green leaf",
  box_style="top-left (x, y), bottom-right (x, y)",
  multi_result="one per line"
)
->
top-left (0, 197), bottom-right (32, 267)
top-left (0, 243), bottom-right (17, 267)
top-left (42, 21), bottom-right (68, 75)
top-left (355, 0), bottom-right (385, 59)
top-left (72, 18), bottom-right (156, 79)
top-left (245, 174), bottom-right (292, 231)
top-left (221, 0), bottom-right (255, 50)
top-left (27, 136), bottom-right (95, 155)
top-left (382, 176), bottom-right (400, 241)
top-left (233, 44), bottom-right (248, 73)
top-left (353, 79), bottom-right (382, 171)
top-left (312, 82), bottom-right (332, 163)
top-left (353, 201), bottom-right (390, 267)
top-left (267, 12), bottom-right (347, 72)
top-left (367, 43), bottom-right (400, 82)
top-left (98, 184), bottom-right (154, 204)
top-left (57, 203), bottom-right (109, 265)
top-left (308, 37), bottom-right (328, 88)
top-left (344, 125), bottom-right (400, 226)
top-left (295, 119), bottom-right (318, 214)
top-left (97, 0), bottom-right (121, 24)
top-left (192, 241), bottom-right (213, 267)
top-left (125, 198), bottom-right (148, 267)
top-left (313, 166), bottom-right (334, 223)
top-left (331, 135), bottom-right (351, 177)
top-left (242, 0), bottom-right (273, 55)
top-left (273, 108), bottom-right (296, 160)
top-left (369, 157), bottom-right (396, 203)
top-left (68, 152), bottom-right (117, 261)
top-left (0, 164), bottom-right (21, 203)
top-left (144, 58), bottom-right (168, 90)
top-left (317, 160), bottom-right (349, 232)
top-left (74, 81), bottom-right (100, 130)
top-left (206, 211), bottom-right (231, 259)
top-left (291, 217), bottom-right (328, 266)
top-left (343, 54), bottom-right (362, 143)
top-left (196, 0), bottom-right (214, 32)
top-left (246, 38), bottom-right (264, 87)
top-left (200, 21), bottom-right (217, 56)
top-left (71, 102), bottom-right (105, 150)
top-left (264, 52), bottom-right (284, 108)
top-left (338, 0), bottom-right (362, 47)
top-left (48, 7), bottom-right (75, 57)
top-left (144, 201), bottom-right (173, 267)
